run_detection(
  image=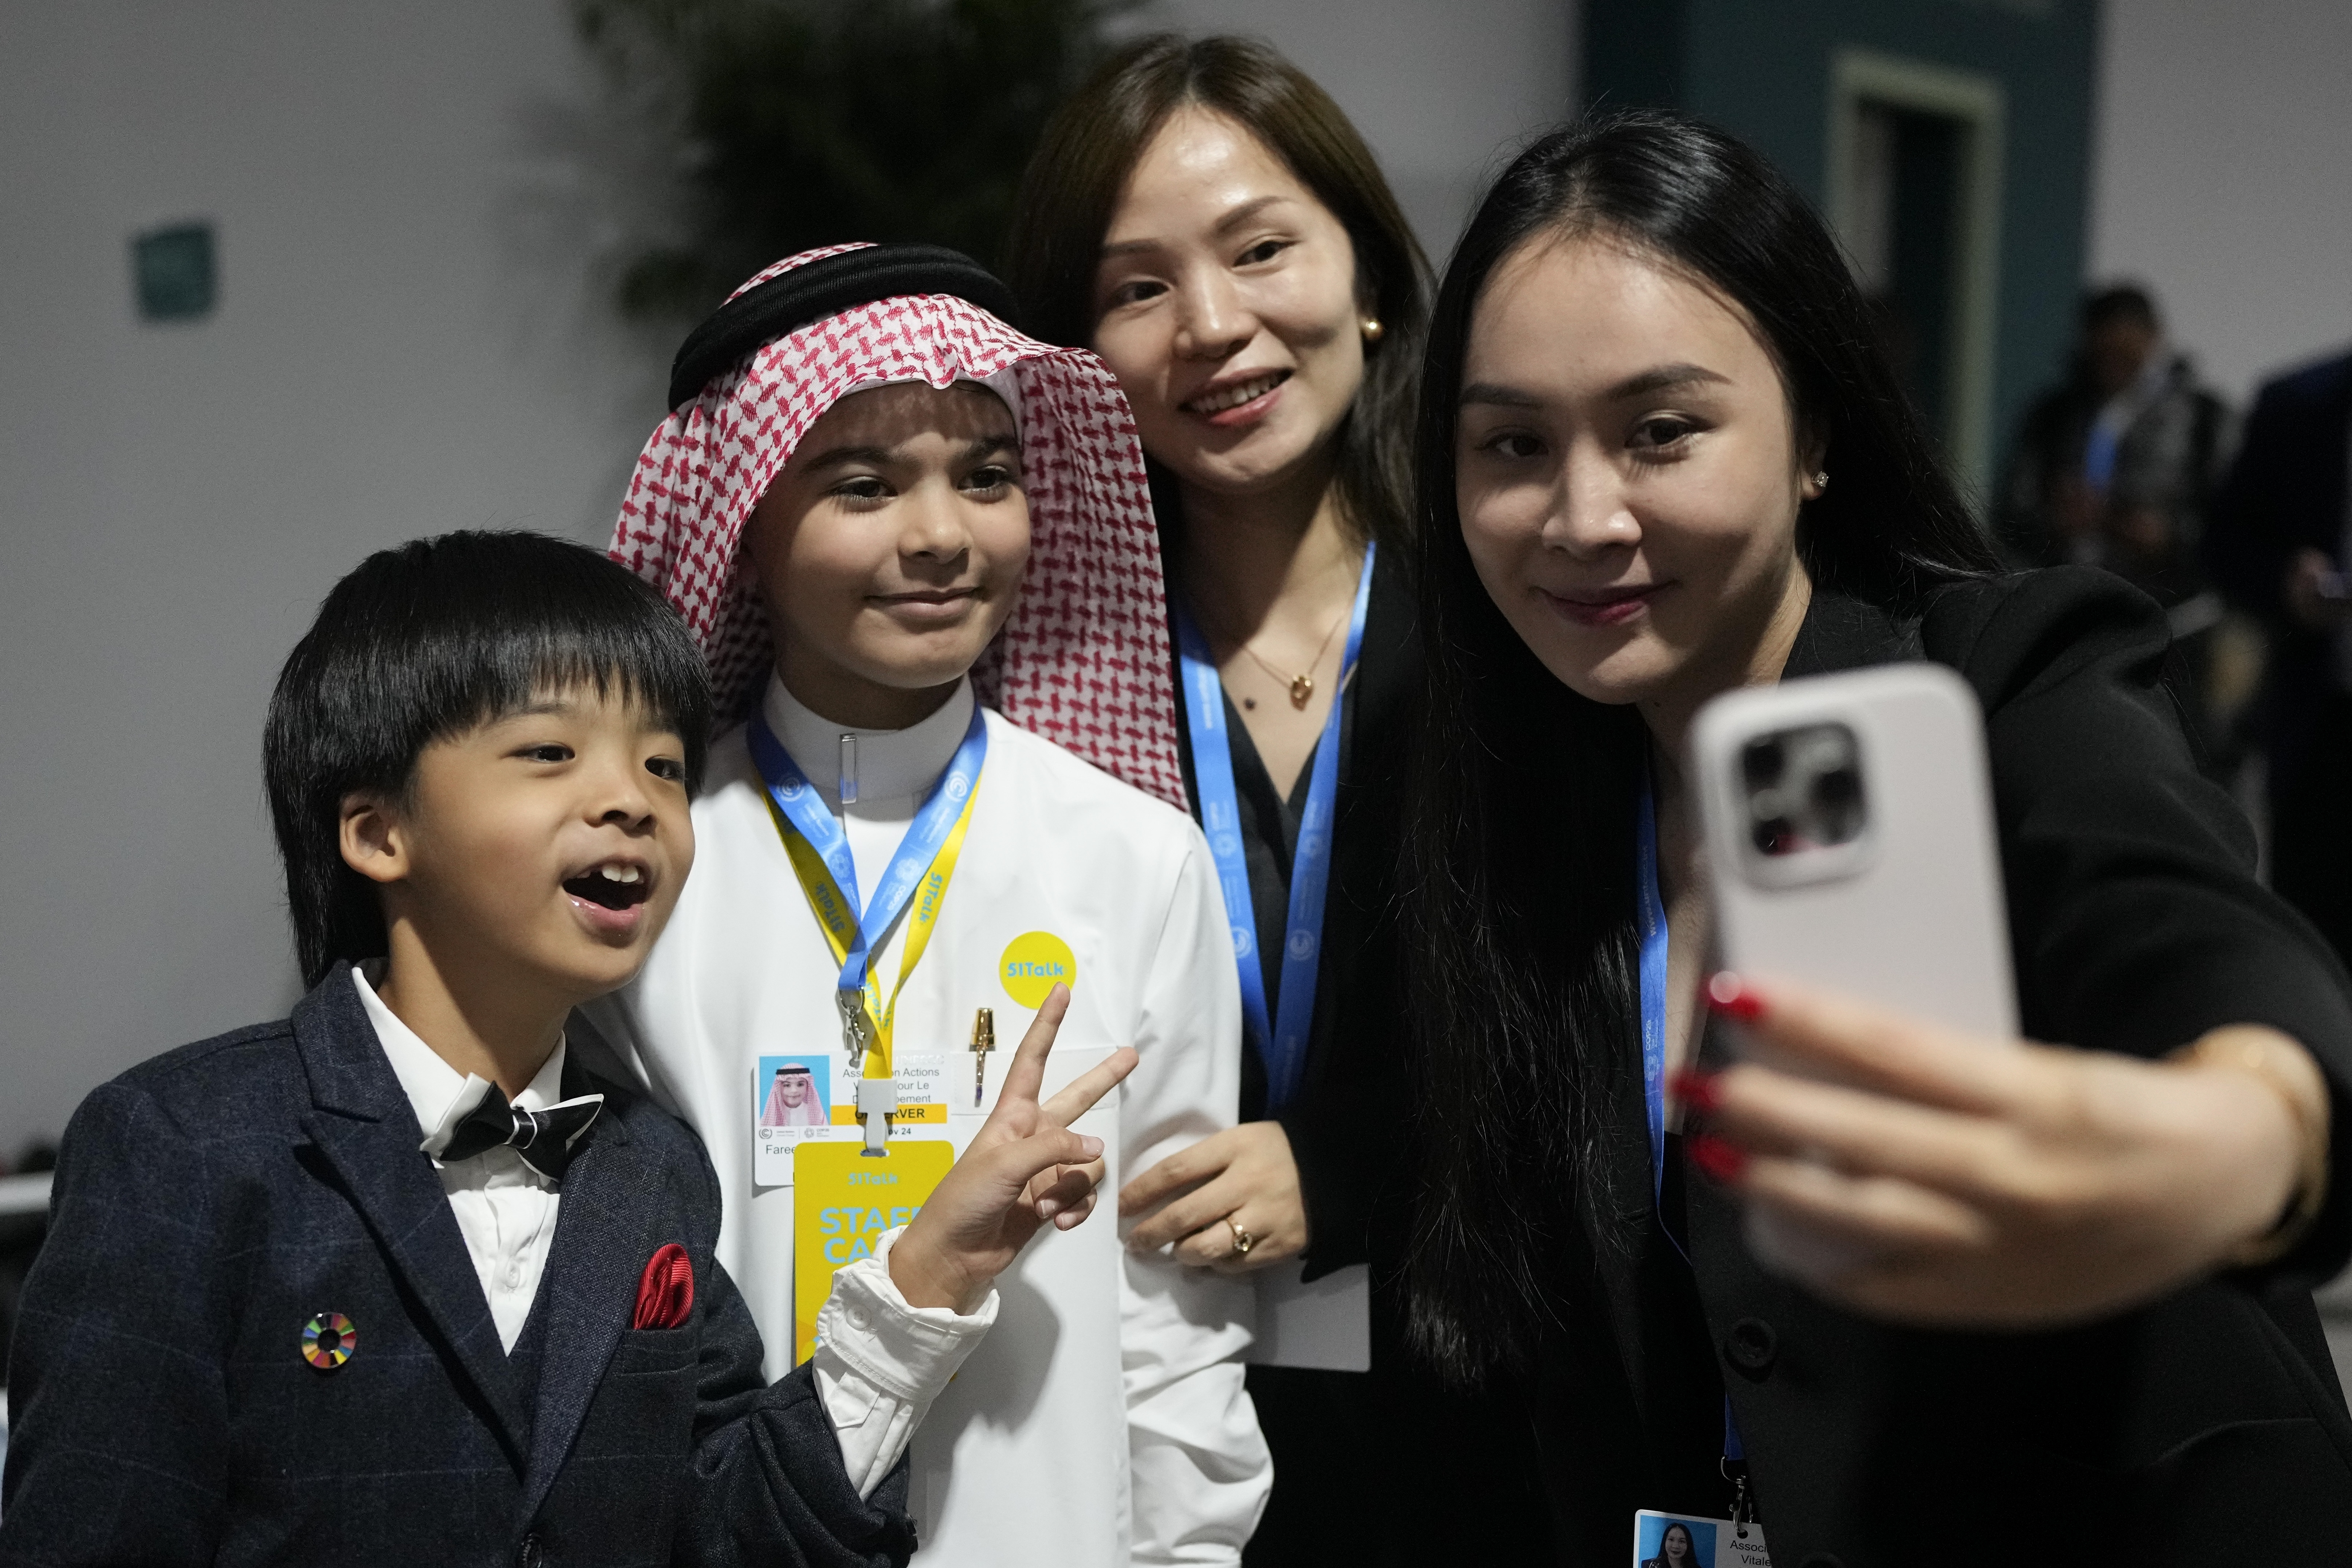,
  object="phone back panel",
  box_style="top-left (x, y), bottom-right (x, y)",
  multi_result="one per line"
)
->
top-left (1691, 663), bottom-right (2017, 1039)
